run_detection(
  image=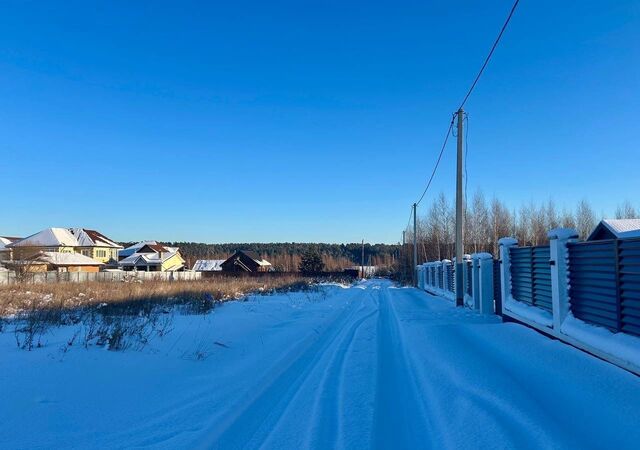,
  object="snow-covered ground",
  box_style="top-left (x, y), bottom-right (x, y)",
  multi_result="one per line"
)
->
top-left (1, 279), bottom-right (640, 449)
